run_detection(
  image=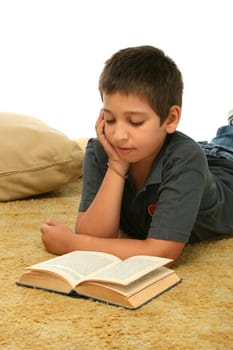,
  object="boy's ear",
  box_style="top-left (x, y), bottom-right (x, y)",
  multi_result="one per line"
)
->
top-left (164, 105), bottom-right (181, 134)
